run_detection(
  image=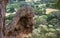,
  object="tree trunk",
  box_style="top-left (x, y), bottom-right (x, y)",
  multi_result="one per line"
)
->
top-left (0, 0), bottom-right (7, 38)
